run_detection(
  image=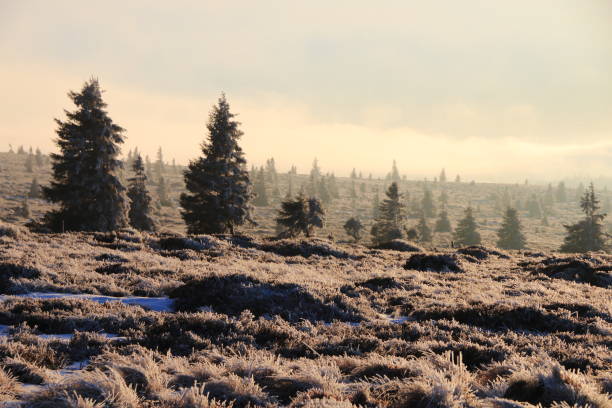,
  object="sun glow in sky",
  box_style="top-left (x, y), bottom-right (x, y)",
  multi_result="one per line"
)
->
top-left (0, 1), bottom-right (611, 181)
